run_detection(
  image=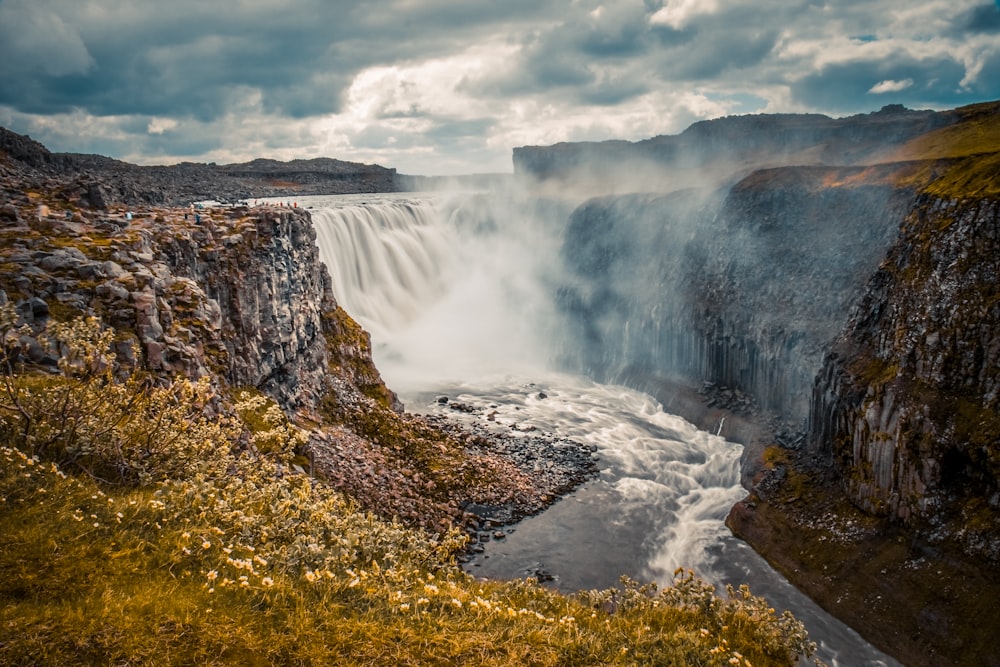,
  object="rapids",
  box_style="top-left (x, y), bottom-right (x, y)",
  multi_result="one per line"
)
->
top-left (298, 191), bottom-right (900, 667)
